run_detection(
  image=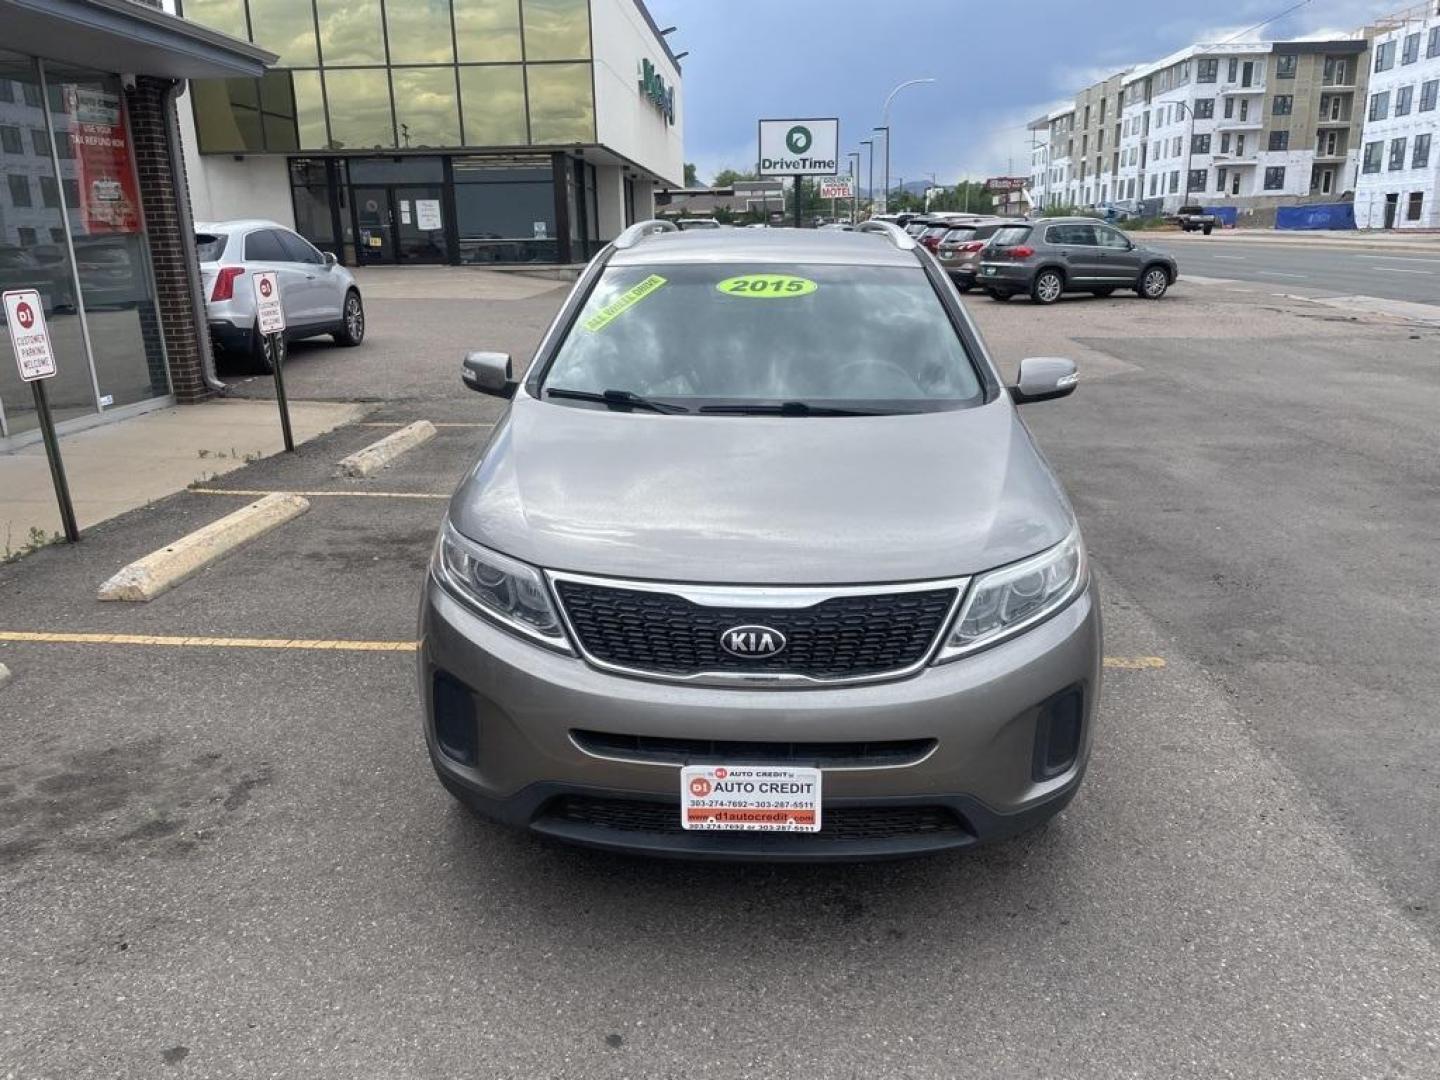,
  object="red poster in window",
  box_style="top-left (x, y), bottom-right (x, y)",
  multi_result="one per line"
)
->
top-left (64, 85), bottom-right (142, 234)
